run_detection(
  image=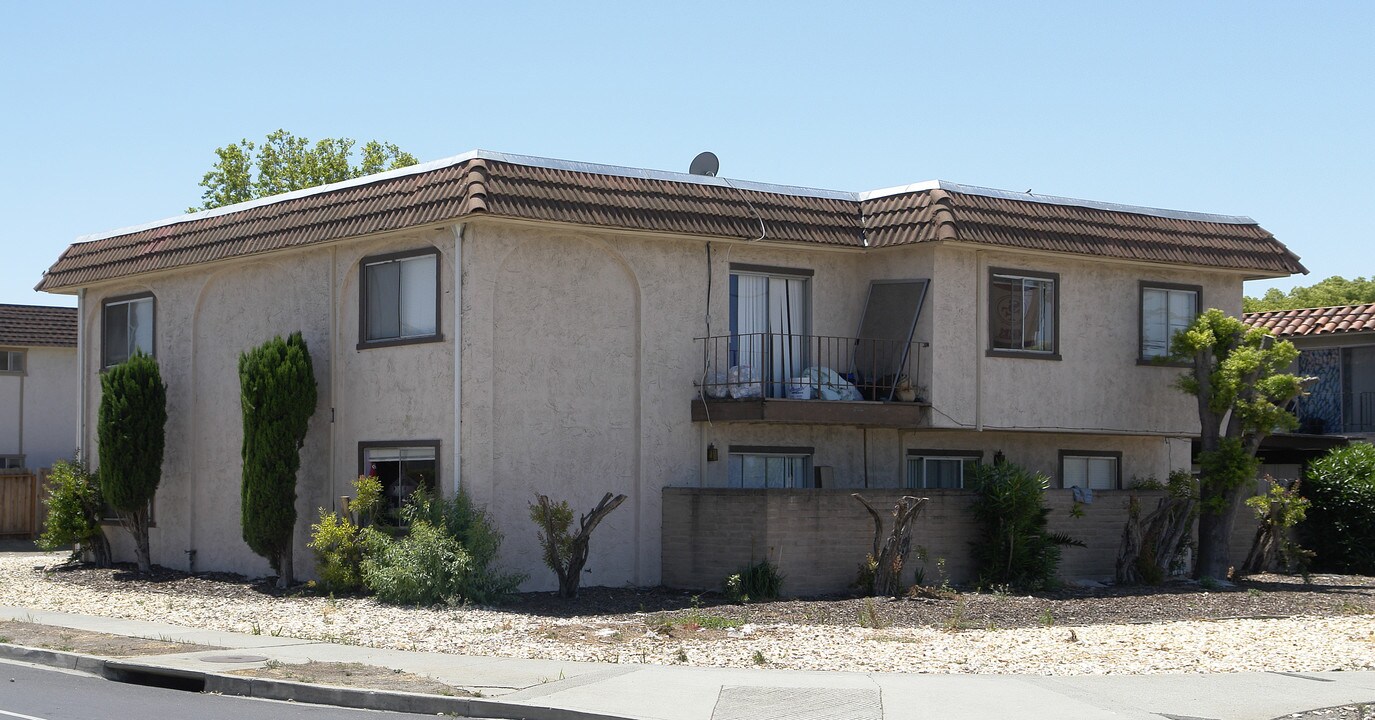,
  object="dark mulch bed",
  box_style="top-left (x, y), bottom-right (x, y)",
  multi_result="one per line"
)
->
top-left (36, 561), bottom-right (1375, 631)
